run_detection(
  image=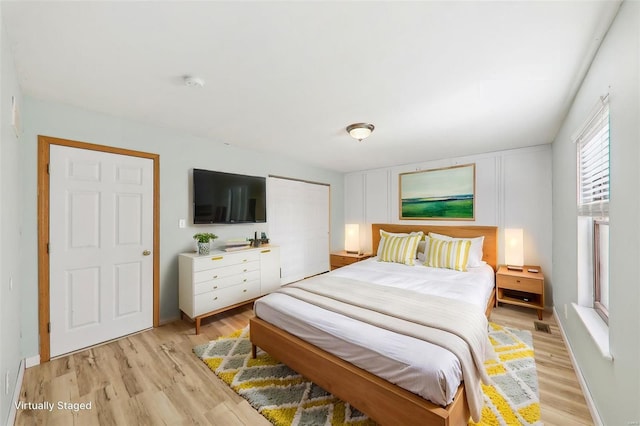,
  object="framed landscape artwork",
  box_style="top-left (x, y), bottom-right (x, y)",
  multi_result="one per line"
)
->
top-left (399, 163), bottom-right (475, 220)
